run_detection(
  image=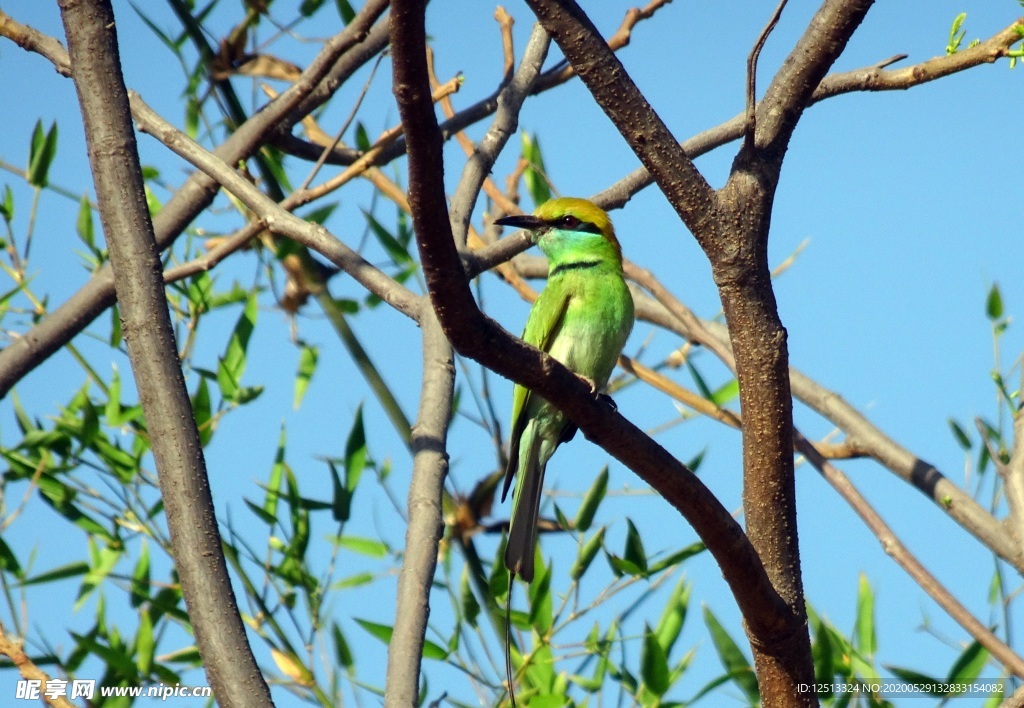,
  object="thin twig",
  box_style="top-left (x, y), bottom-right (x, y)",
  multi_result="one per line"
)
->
top-left (795, 432), bottom-right (1024, 678)
top-left (129, 93), bottom-right (422, 321)
top-left (745, 0), bottom-right (788, 150)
